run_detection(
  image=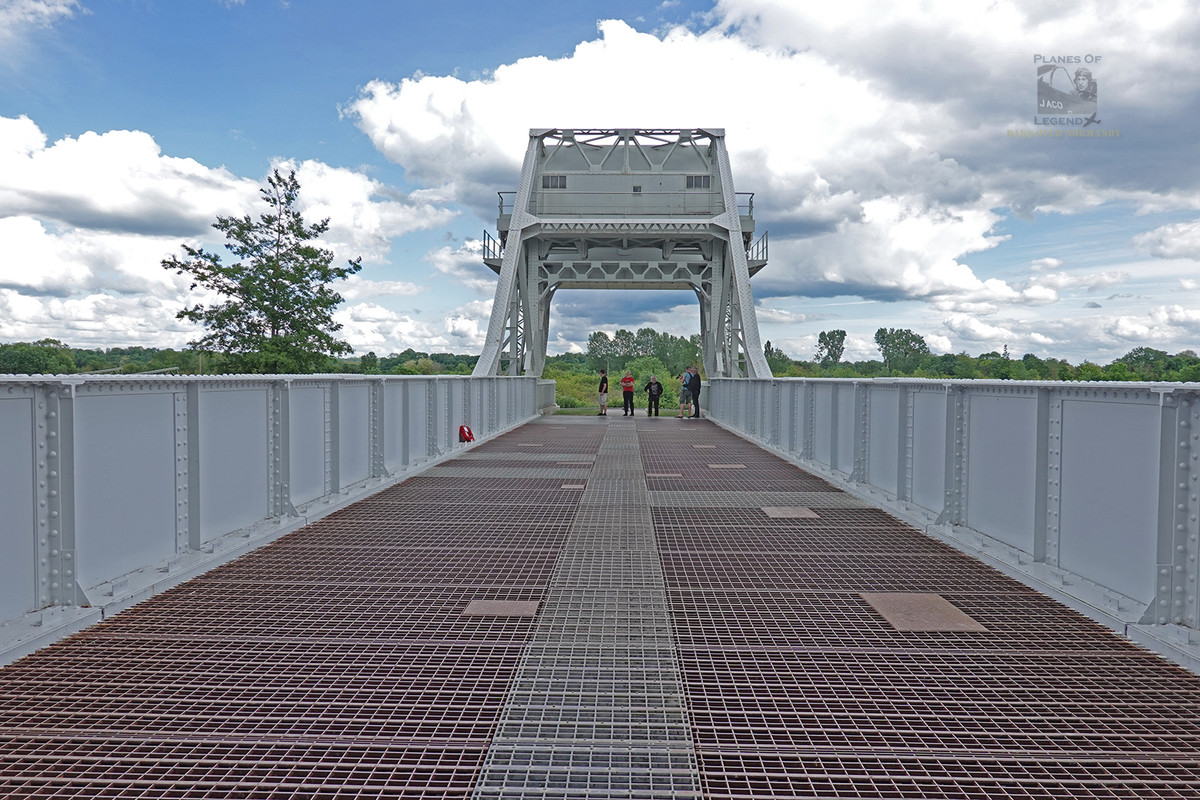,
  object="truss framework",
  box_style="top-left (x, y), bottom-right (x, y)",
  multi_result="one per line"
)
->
top-left (473, 129), bottom-right (771, 379)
